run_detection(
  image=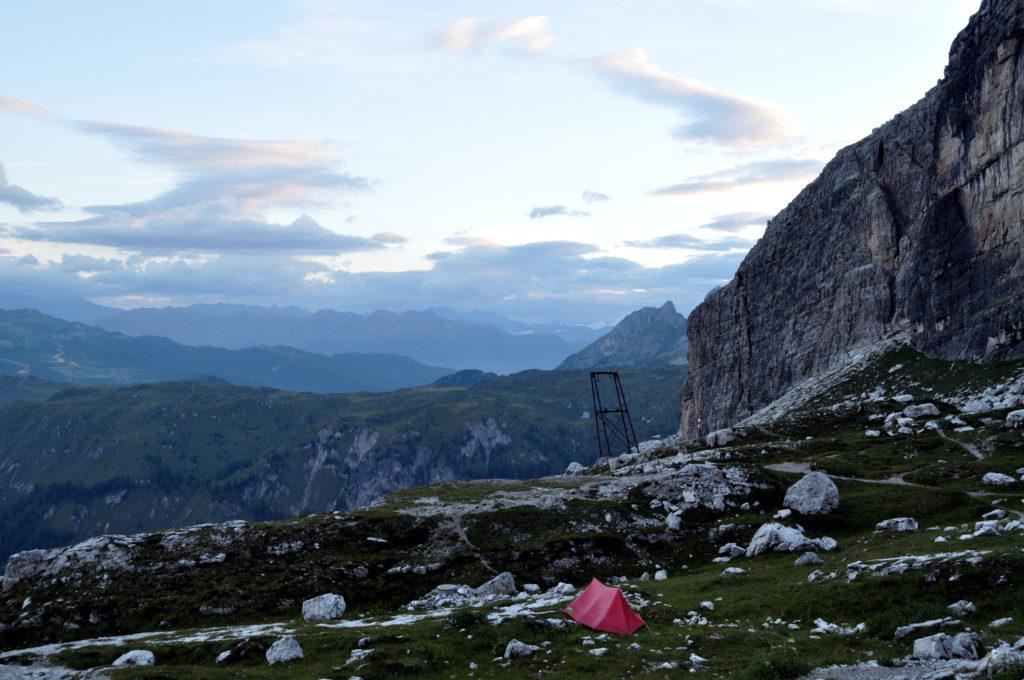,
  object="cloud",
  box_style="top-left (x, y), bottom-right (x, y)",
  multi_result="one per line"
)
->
top-left (371, 231), bottom-right (408, 244)
top-left (586, 49), bottom-right (801, 148)
top-left (528, 205), bottom-right (591, 219)
top-left (11, 211), bottom-right (380, 255)
top-left (0, 95), bottom-right (50, 119)
top-left (699, 211), bottom-right (772, 233)
top-left (0, 163), bottom-right (63, 213)
top-left (0, 238), bottom-right (744, 323)
top-left (582, 190), bottom-right (611, 204)
top-left (652, 158), bottom-right (823, 196)
top-left (1, 95), bottom-right (376, 256)
top-left (434, 16), bottom-right (553, 55)
top-left (625, 233), bottom-right (753, 250)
